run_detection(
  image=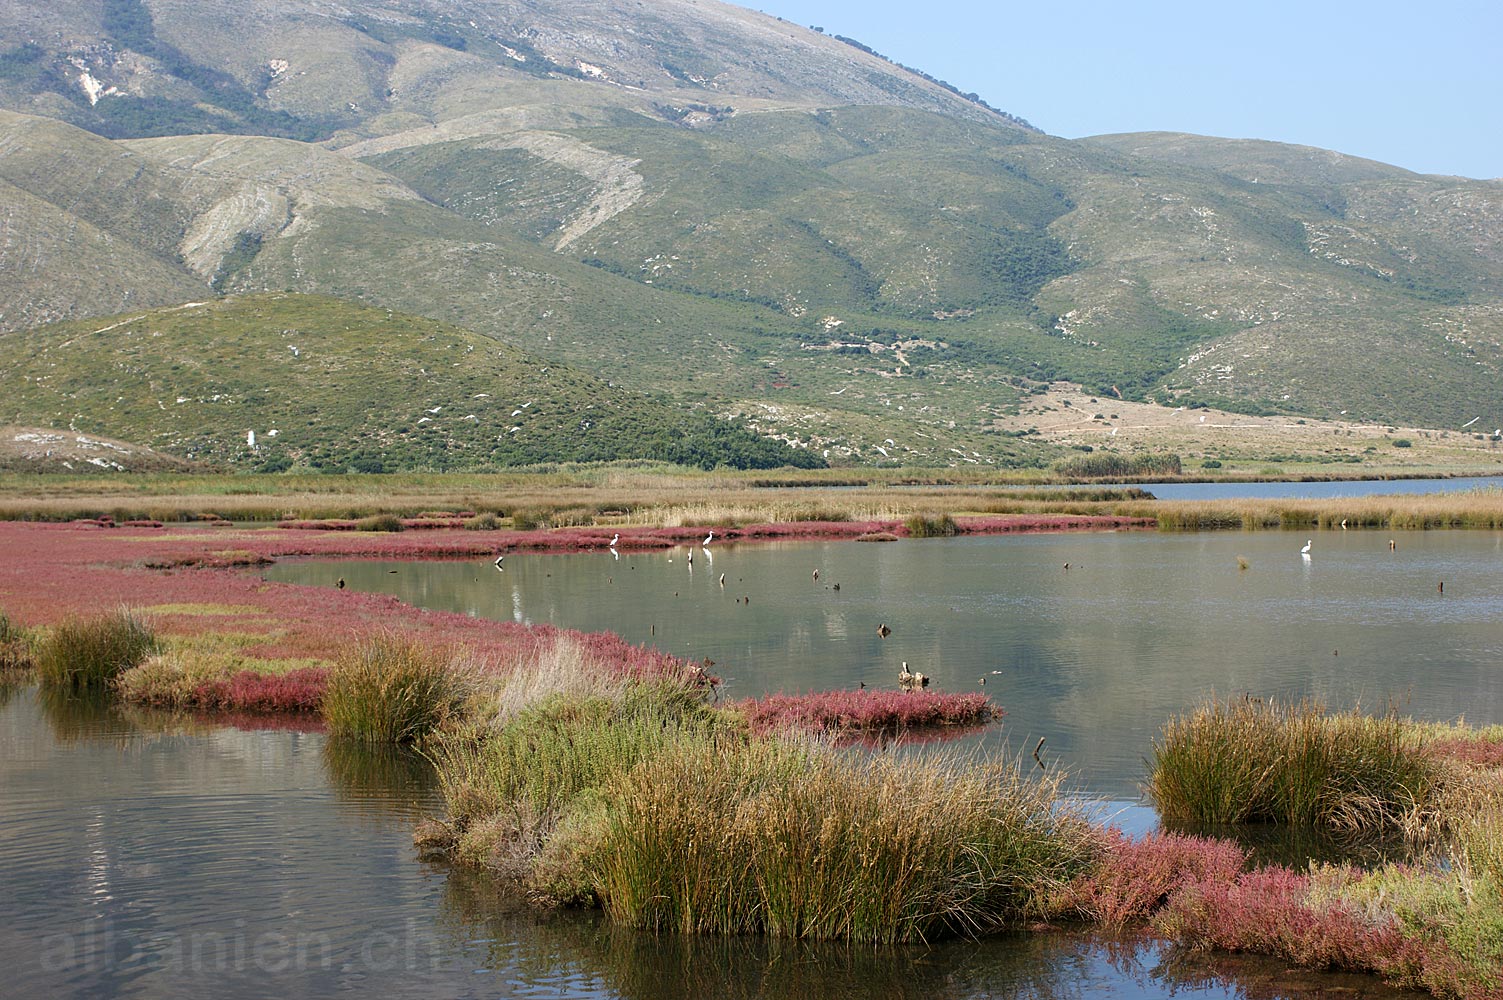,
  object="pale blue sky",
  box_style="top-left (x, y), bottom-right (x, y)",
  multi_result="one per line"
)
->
top-left (753, 0), bottom-right (1501, 178)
